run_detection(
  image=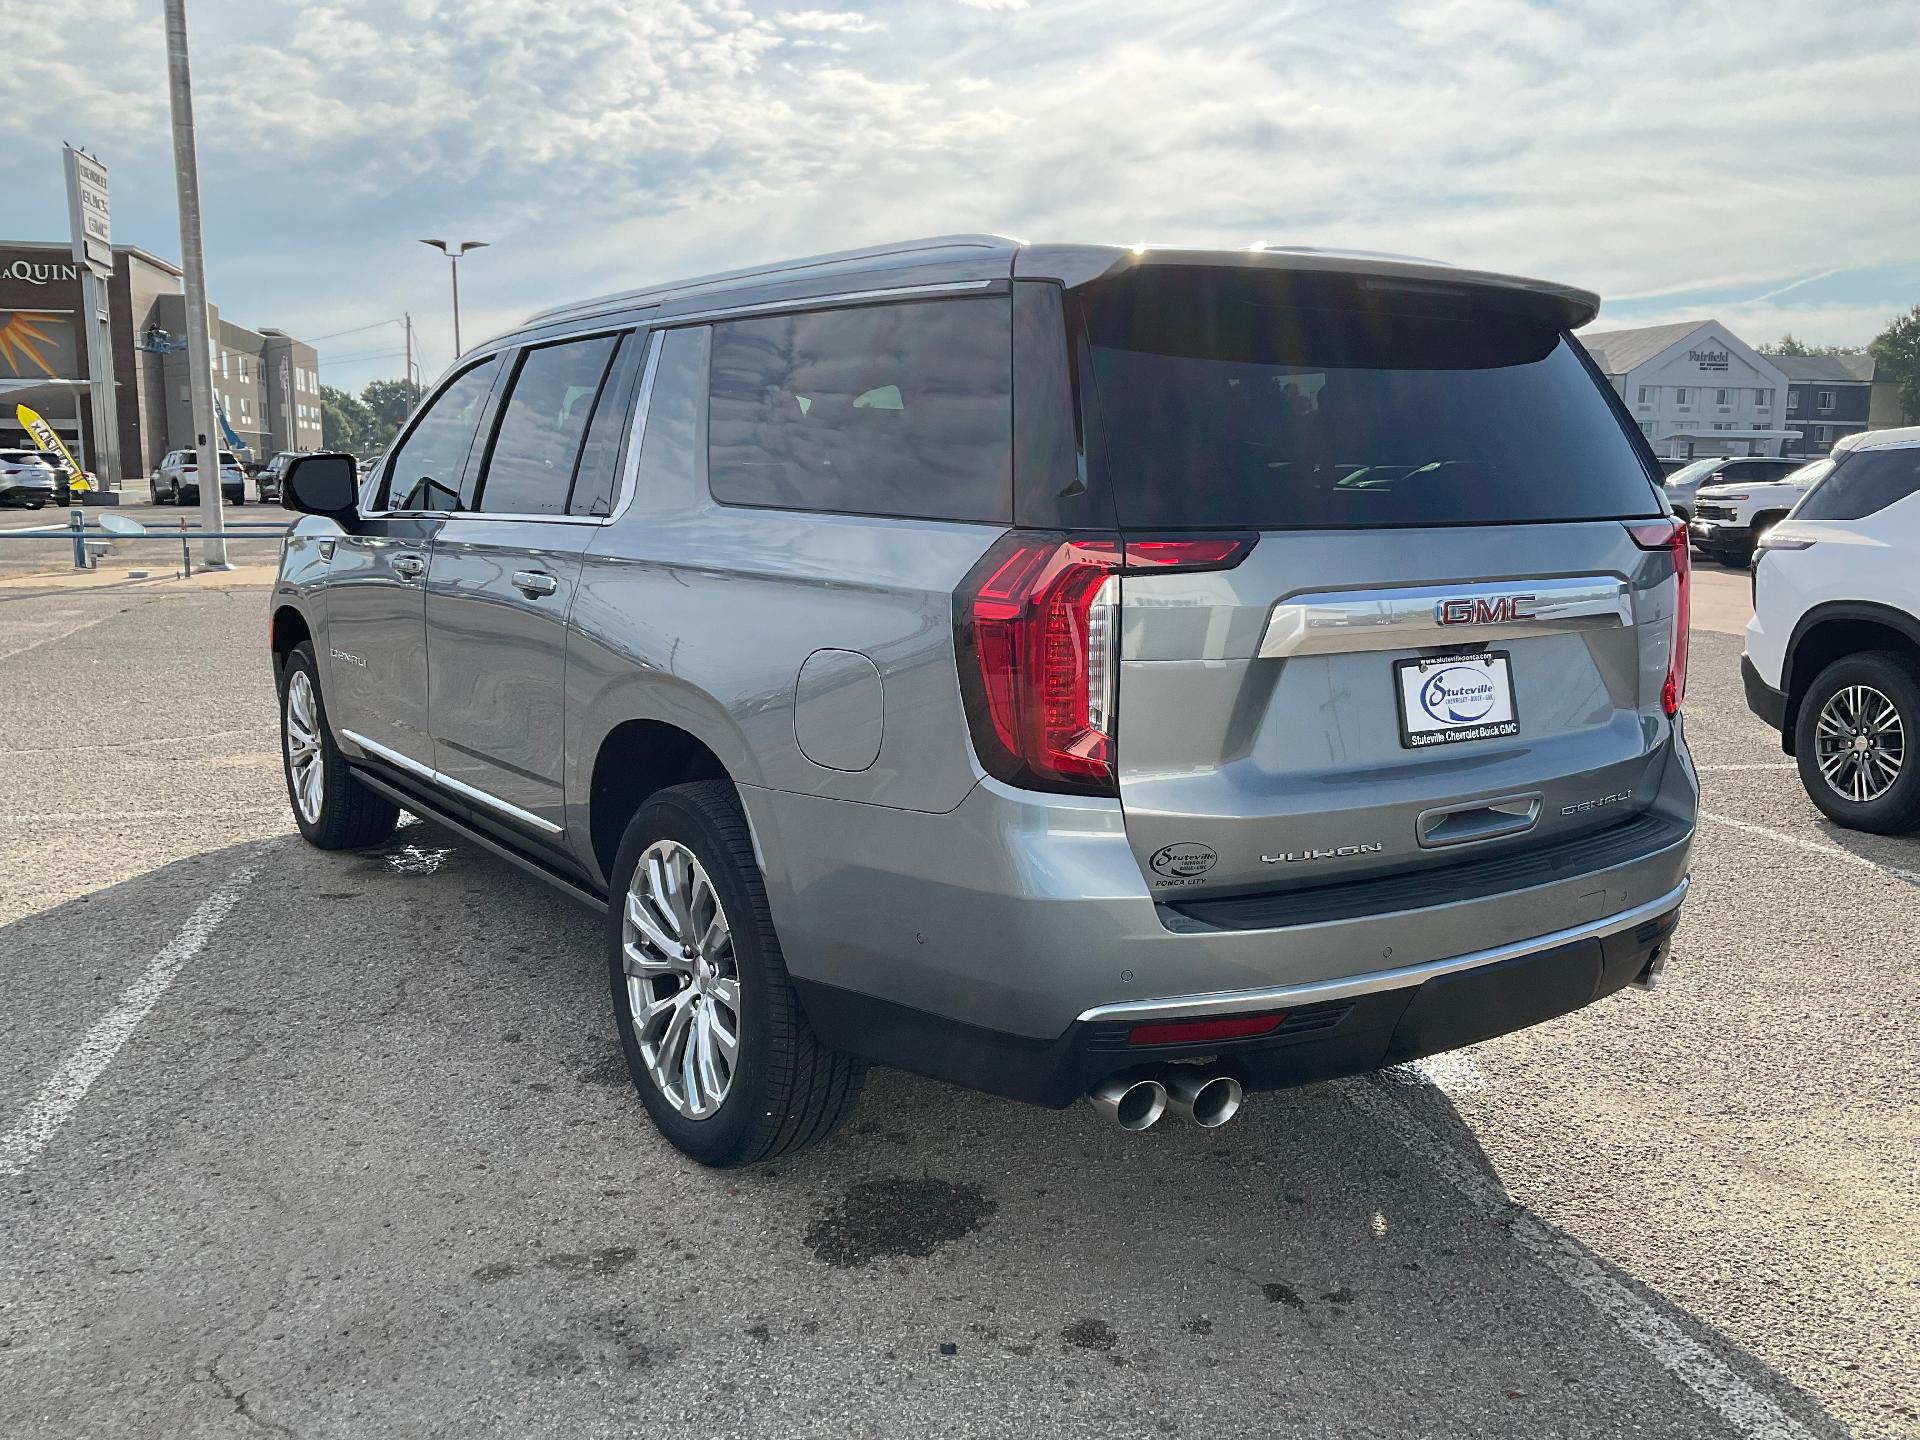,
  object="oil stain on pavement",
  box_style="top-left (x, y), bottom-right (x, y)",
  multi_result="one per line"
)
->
top-left (802, 1176), bottom-right (997, 1268)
